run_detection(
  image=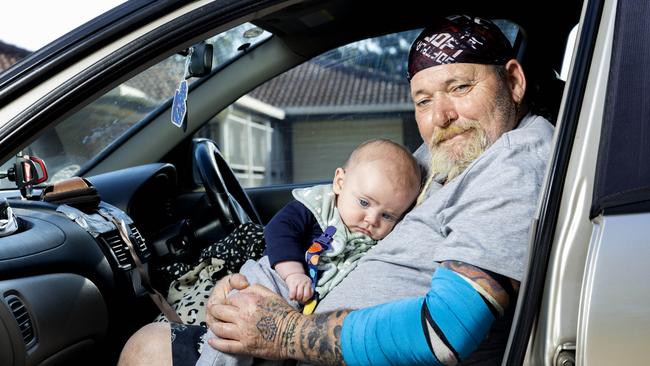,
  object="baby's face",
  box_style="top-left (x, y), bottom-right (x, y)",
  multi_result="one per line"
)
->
top-left (332, 161), bottom-right (417, 240)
